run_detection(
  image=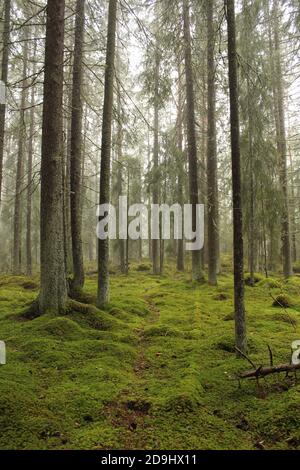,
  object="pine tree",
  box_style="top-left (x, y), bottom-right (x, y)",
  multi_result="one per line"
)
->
top-left (70, 0), bottom-right (86, 293)
top-left (97, 0), bottom-right (118, 307)
top-left (226, 0), bottom-right (247, 354)
top-left (39, 0), bottom-right (67, 314)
